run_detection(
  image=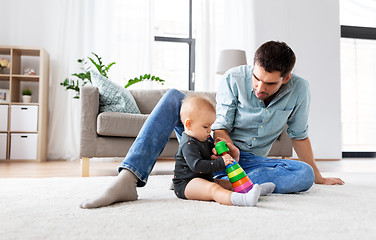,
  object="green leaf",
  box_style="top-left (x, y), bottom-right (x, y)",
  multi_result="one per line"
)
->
top-left (105, 62), bottom-right (116, 72)
top-left (124, 74), bottom-right (165, 88)
top-left (61, 53), bottom-right (163, 99)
